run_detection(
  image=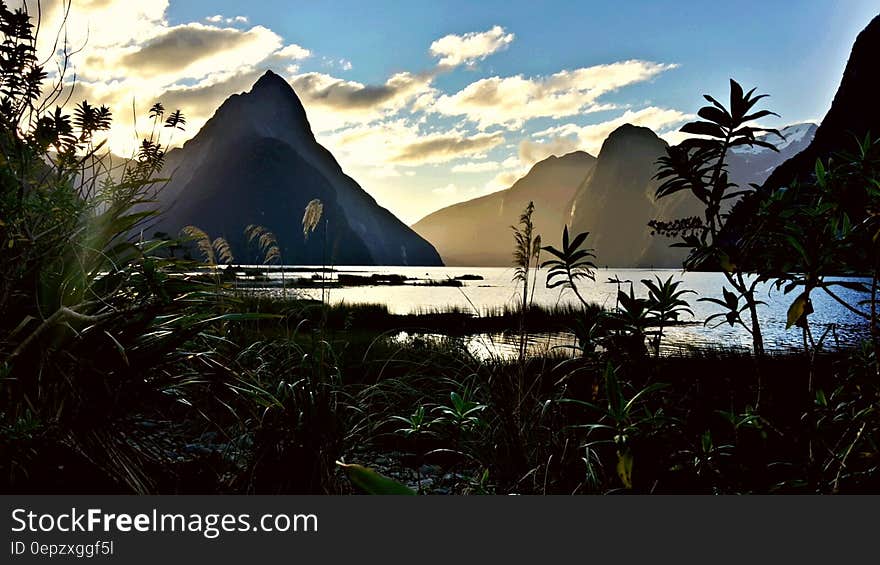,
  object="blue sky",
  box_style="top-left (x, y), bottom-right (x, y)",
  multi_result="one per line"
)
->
top-left (165, 0), bottom-right (877, 127)
top-left (34, 0), bottom-right (880, 223)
